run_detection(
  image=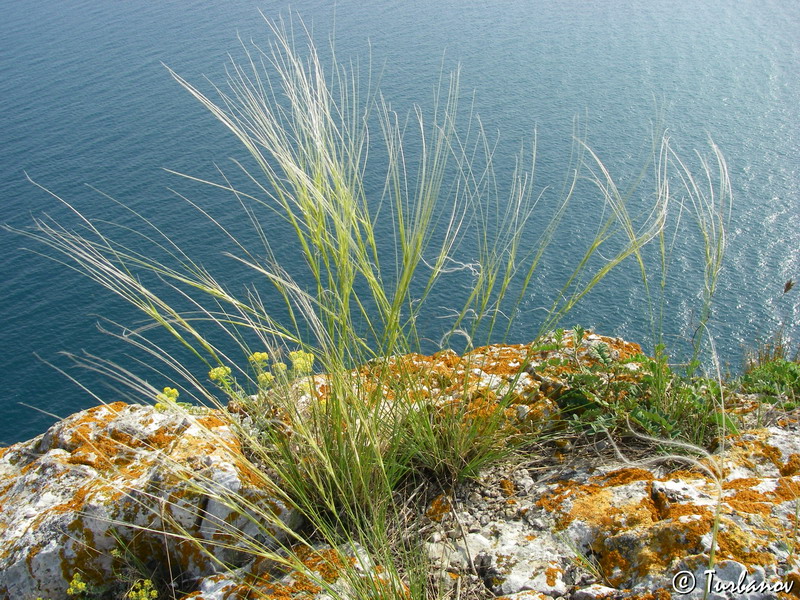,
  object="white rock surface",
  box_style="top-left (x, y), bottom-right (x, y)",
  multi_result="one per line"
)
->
top-left (0, 402), bottom-right (300, 600)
